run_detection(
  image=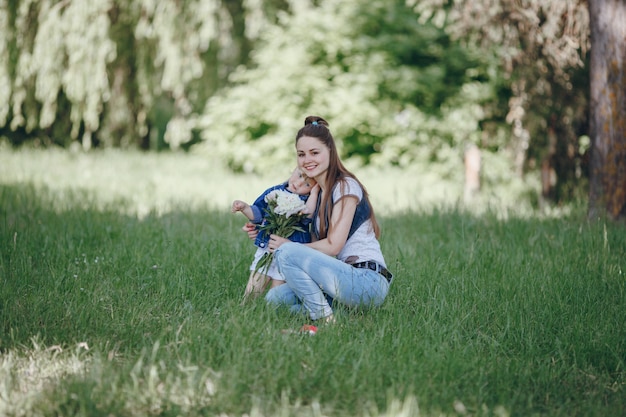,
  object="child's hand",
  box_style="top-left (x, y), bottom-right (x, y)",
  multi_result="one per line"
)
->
top-left (231, 200), bottom-right (247, 213)
top-left (242, 222), bottom-right (258, 240)
top-left (310, 184), bottom-right (320, 195)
